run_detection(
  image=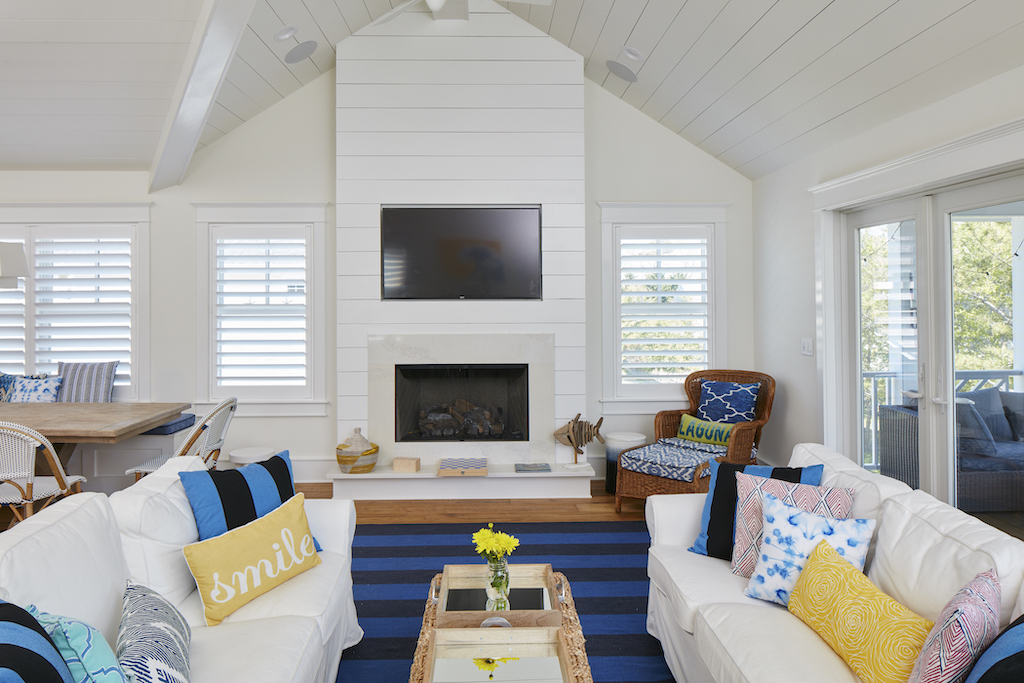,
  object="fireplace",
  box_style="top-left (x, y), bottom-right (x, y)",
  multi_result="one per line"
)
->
top-left (395, 364), bottom-right (528, 442)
